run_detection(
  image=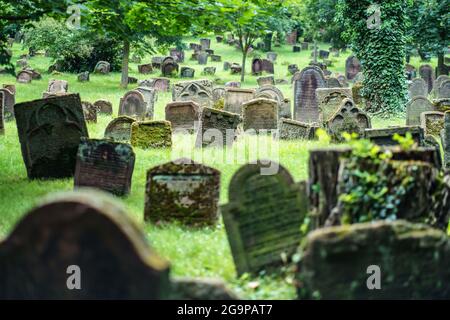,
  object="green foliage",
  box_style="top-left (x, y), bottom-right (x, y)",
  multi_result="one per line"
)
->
top-left (336, 0), bottom-right (409, 116)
